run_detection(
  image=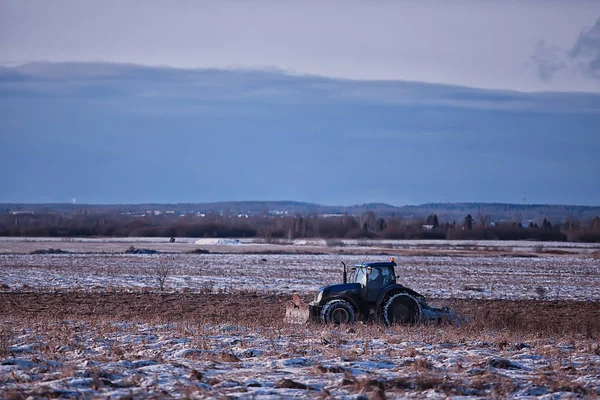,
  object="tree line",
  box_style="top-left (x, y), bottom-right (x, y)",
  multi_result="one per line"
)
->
top-left (1, 212), bottom-right (599, 242)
